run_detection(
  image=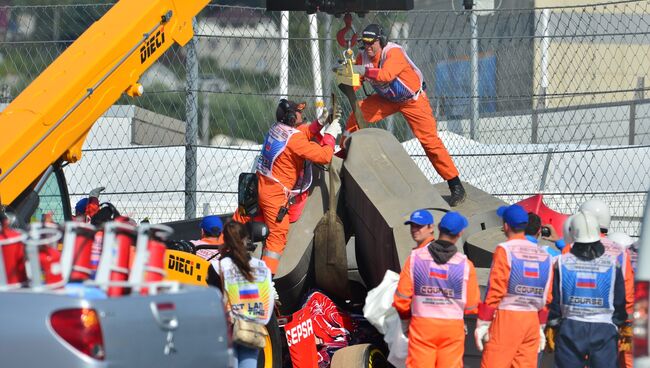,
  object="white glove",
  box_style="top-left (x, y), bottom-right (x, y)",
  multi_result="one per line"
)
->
top-left (474, 320), bottom-right (491, 352)
top-left (538, 325), bottom-right (546, 352)
top-left (317, 109), bottom-right (329, 126)
top-left (352, 65), bottom-right (366, 75)
top-left (89, 186), bottom-right (105, 198)
top-left (400, 319), bottom-right (410, 336)
top-left (318, 107), bottom-right (342, 126)
top-left (323, 119), bottom-right (342, 139)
